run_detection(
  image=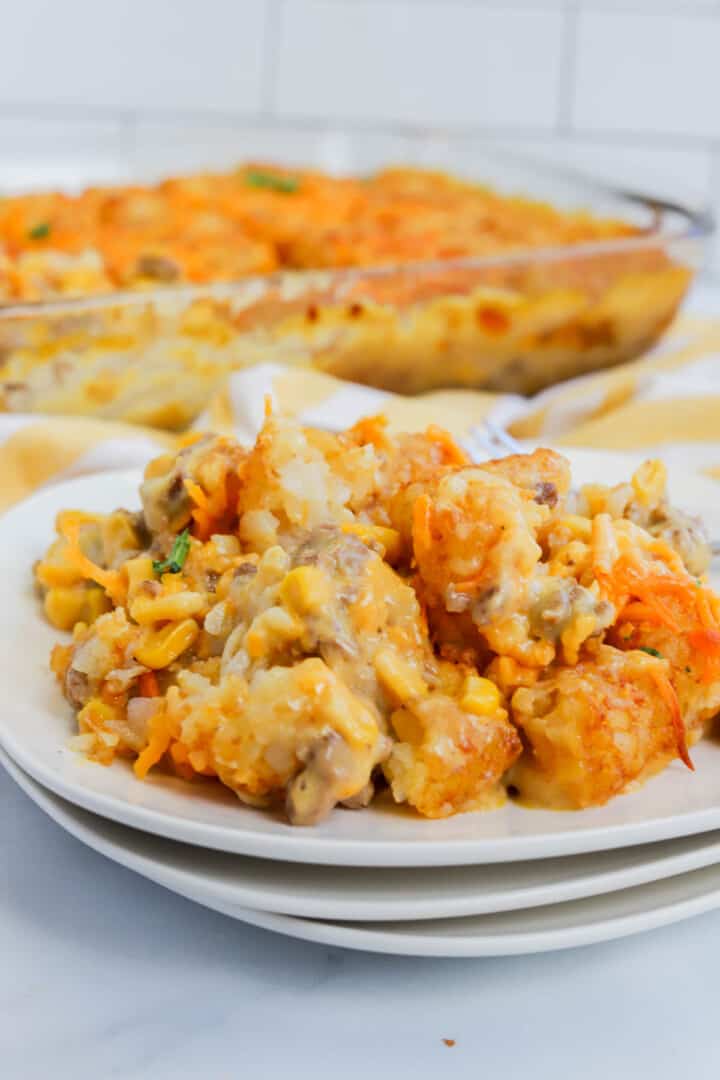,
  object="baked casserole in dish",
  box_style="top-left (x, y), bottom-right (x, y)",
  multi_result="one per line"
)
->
top-left (0, 138), bottom-right (712, 428)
